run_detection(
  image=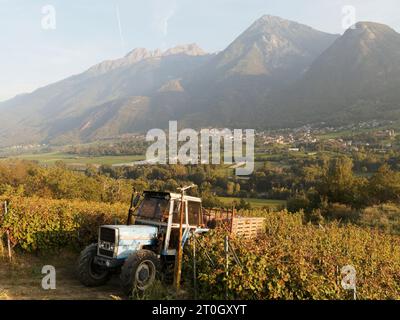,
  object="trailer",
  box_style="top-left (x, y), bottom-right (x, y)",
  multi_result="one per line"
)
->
top-left (203, 207), bottom-right (265, 239)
